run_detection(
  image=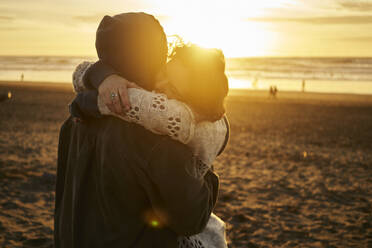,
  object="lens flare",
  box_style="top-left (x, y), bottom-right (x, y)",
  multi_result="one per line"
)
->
top-left (150, 220), bottom-right (159, 227)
